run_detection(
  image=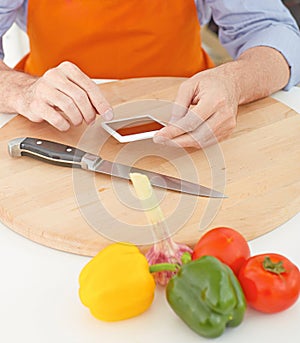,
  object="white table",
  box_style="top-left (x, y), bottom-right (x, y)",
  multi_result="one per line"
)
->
top-left (1, 87), bottom-right (300, 343)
